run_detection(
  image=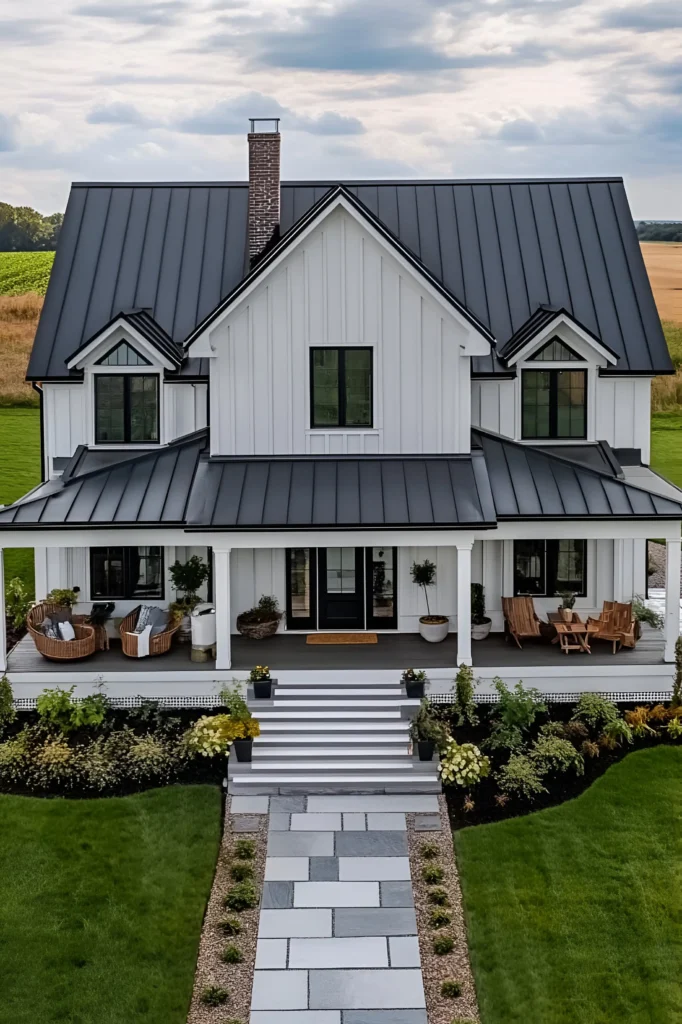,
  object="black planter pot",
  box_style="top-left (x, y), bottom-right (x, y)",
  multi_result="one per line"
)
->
top-left (253, 677), bottom-right (274, 699)
top-left (233, 738), bottom-right (253, 762)
top-left (404, 679), bottom-right (425, 699)
top-left (417, 740), bottom-right (435, 761)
